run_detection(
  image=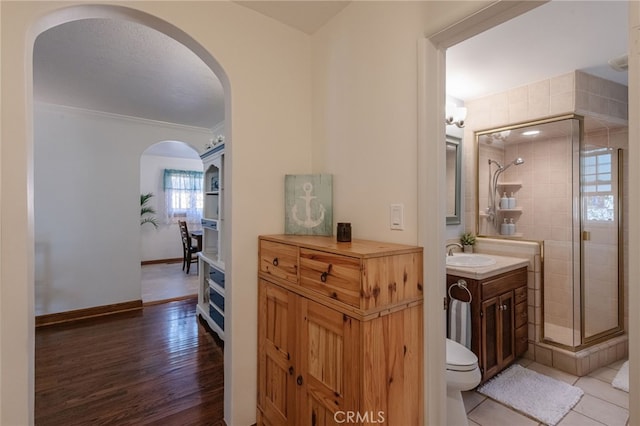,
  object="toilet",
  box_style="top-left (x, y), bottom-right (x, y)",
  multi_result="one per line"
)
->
top-left (446, 338), bottom-right (481, 426)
